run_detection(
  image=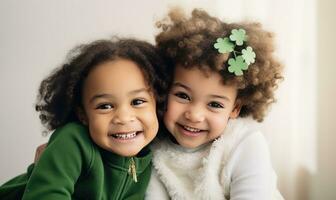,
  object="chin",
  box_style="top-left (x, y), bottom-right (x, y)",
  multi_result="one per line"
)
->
top-left (106, 142), bottom-right (147, 157)
top-left (117, 150), bottom-right (140, 157)
top-left (177, 140), bottom-right (199, 149)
